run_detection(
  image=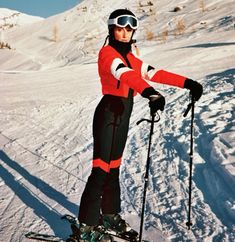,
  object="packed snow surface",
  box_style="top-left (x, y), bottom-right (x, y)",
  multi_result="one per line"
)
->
top-left (0, 0), bottom-right (235, 241)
